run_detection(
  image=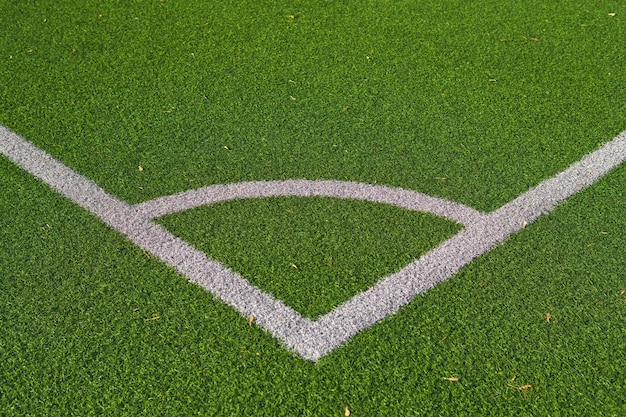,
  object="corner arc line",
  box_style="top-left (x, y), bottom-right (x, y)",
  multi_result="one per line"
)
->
top-left (132, 179), bottom-right (486, 227)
